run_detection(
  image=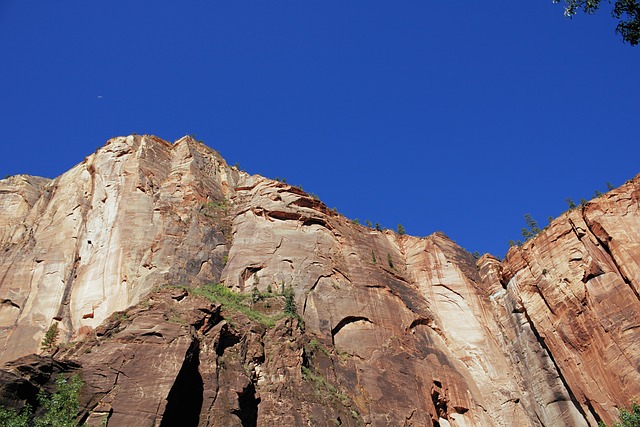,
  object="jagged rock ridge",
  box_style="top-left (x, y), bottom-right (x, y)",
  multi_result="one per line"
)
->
top-left (0, 134), bottom-right (638, 426)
